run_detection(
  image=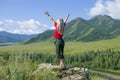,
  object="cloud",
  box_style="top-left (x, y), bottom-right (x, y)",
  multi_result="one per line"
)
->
top-left (0, 21), bottom-right (4, 26)
top-left (106, 0), bottom-right (120, 19)
top-left (89, 0), bottom-right (120, 19)
top-left (0, 27), bottom-right (3, 31)
top-left (89, 0), bottom-right (107, 16)
top-left (0, 19), bottom-right (53, 34)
